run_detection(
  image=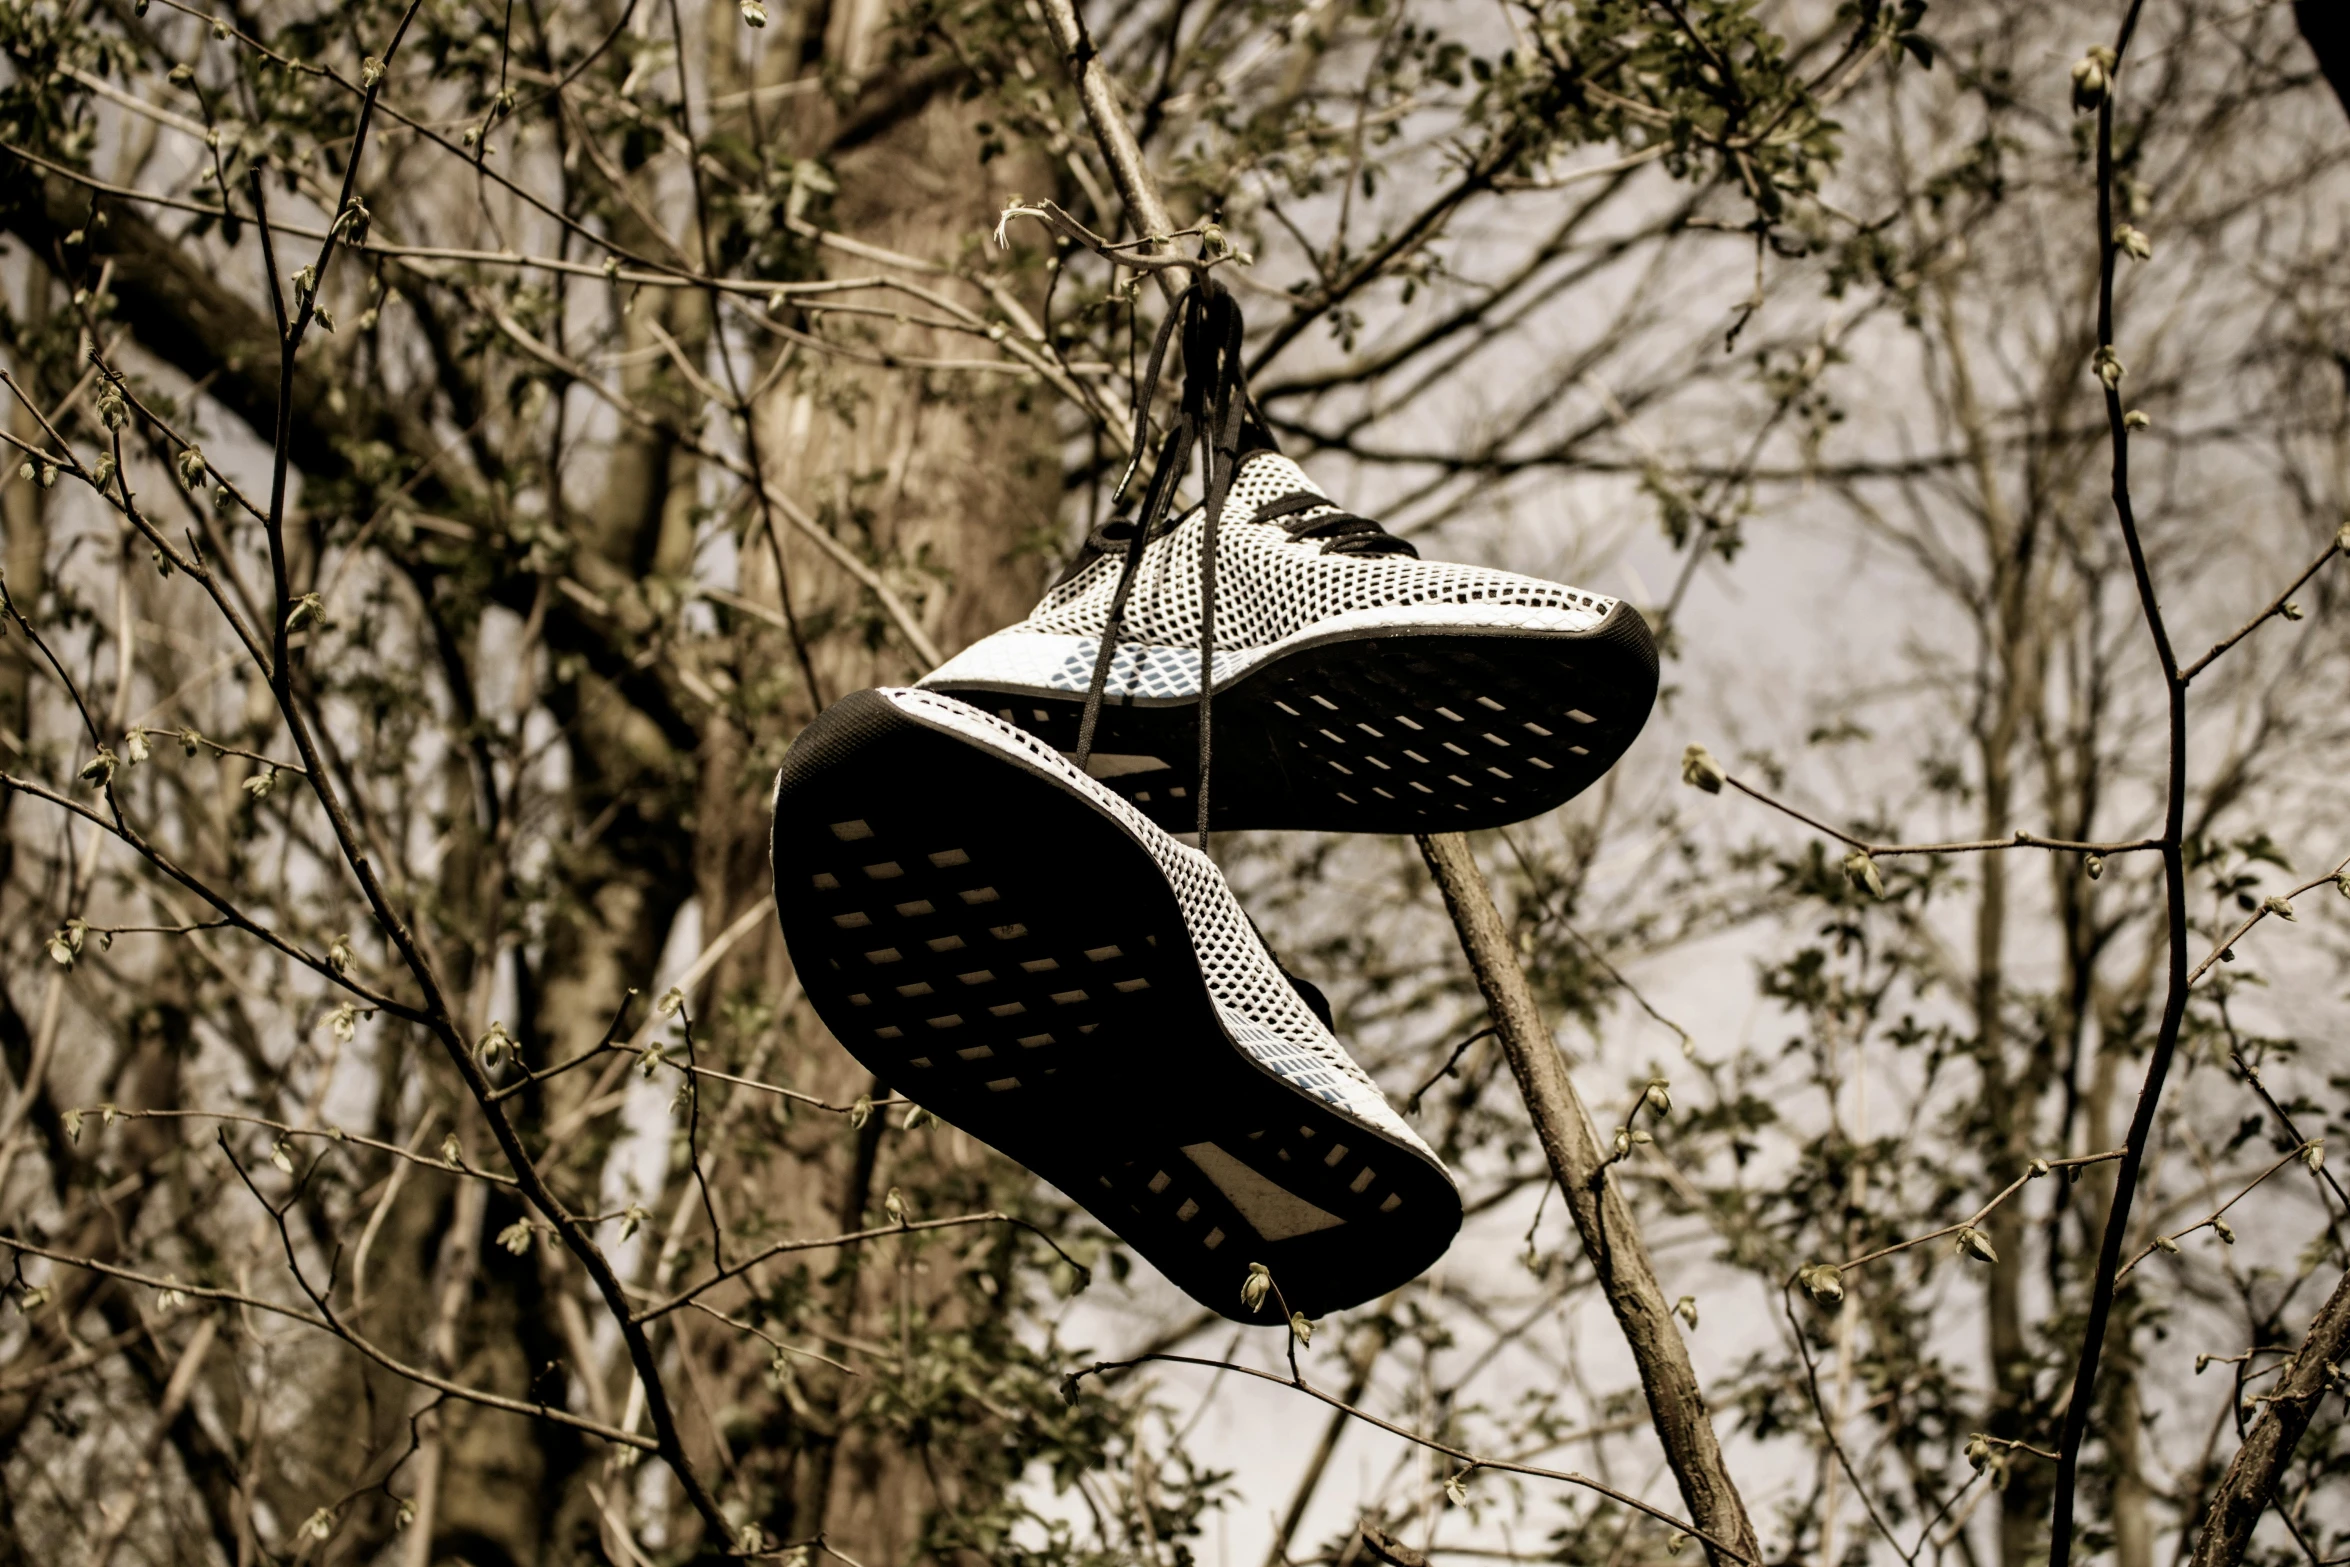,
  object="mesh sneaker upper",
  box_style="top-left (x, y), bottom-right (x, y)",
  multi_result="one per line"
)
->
top-left (1016, 452), bottom-right (1616, 652)
top-left (882, 687), bottom-right (1436, 1162)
